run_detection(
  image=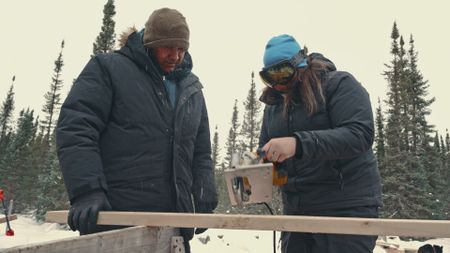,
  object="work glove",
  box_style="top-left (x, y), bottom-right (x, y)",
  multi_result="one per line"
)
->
top-left (68, 190), bottom-right (112, 235)
top-left (194, 201), bottom-right (218, 234)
